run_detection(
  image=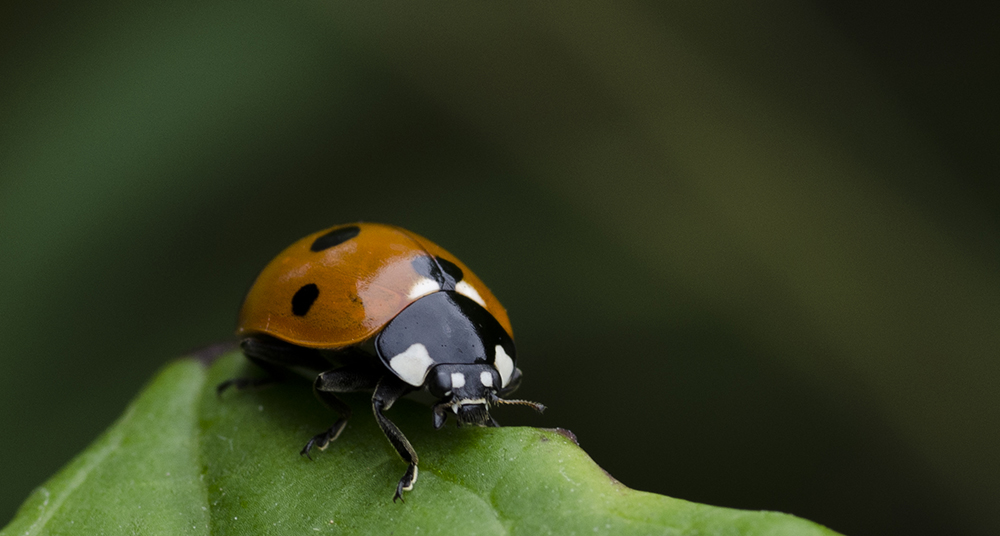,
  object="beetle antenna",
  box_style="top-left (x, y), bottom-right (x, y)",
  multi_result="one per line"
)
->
top-left (491, 396), bottom-right (546, 413)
